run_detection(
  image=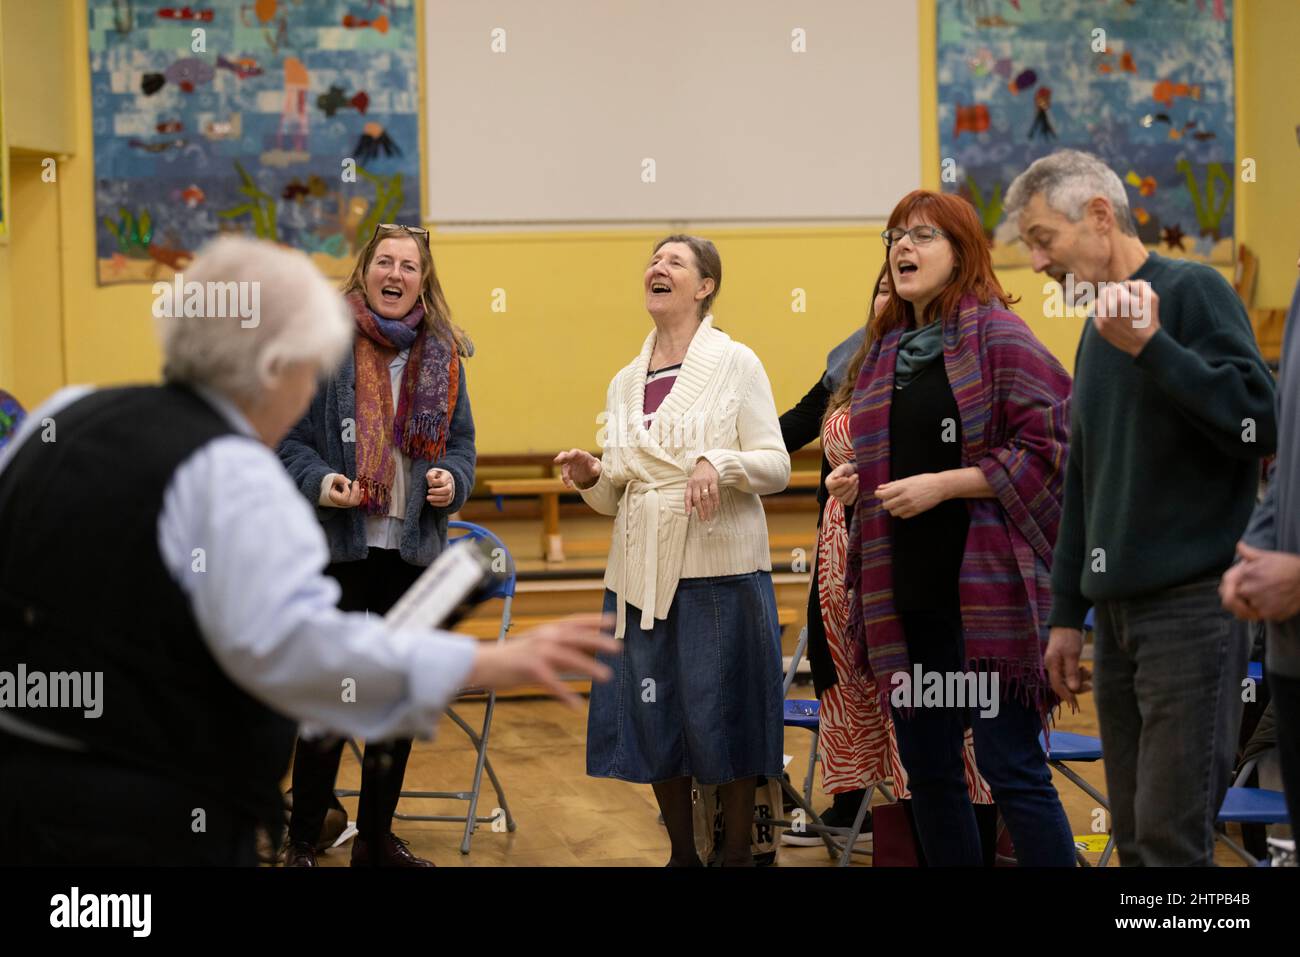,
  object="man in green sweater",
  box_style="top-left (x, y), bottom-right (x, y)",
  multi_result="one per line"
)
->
top-left (1005, 150), bottom-right (1277, 866)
